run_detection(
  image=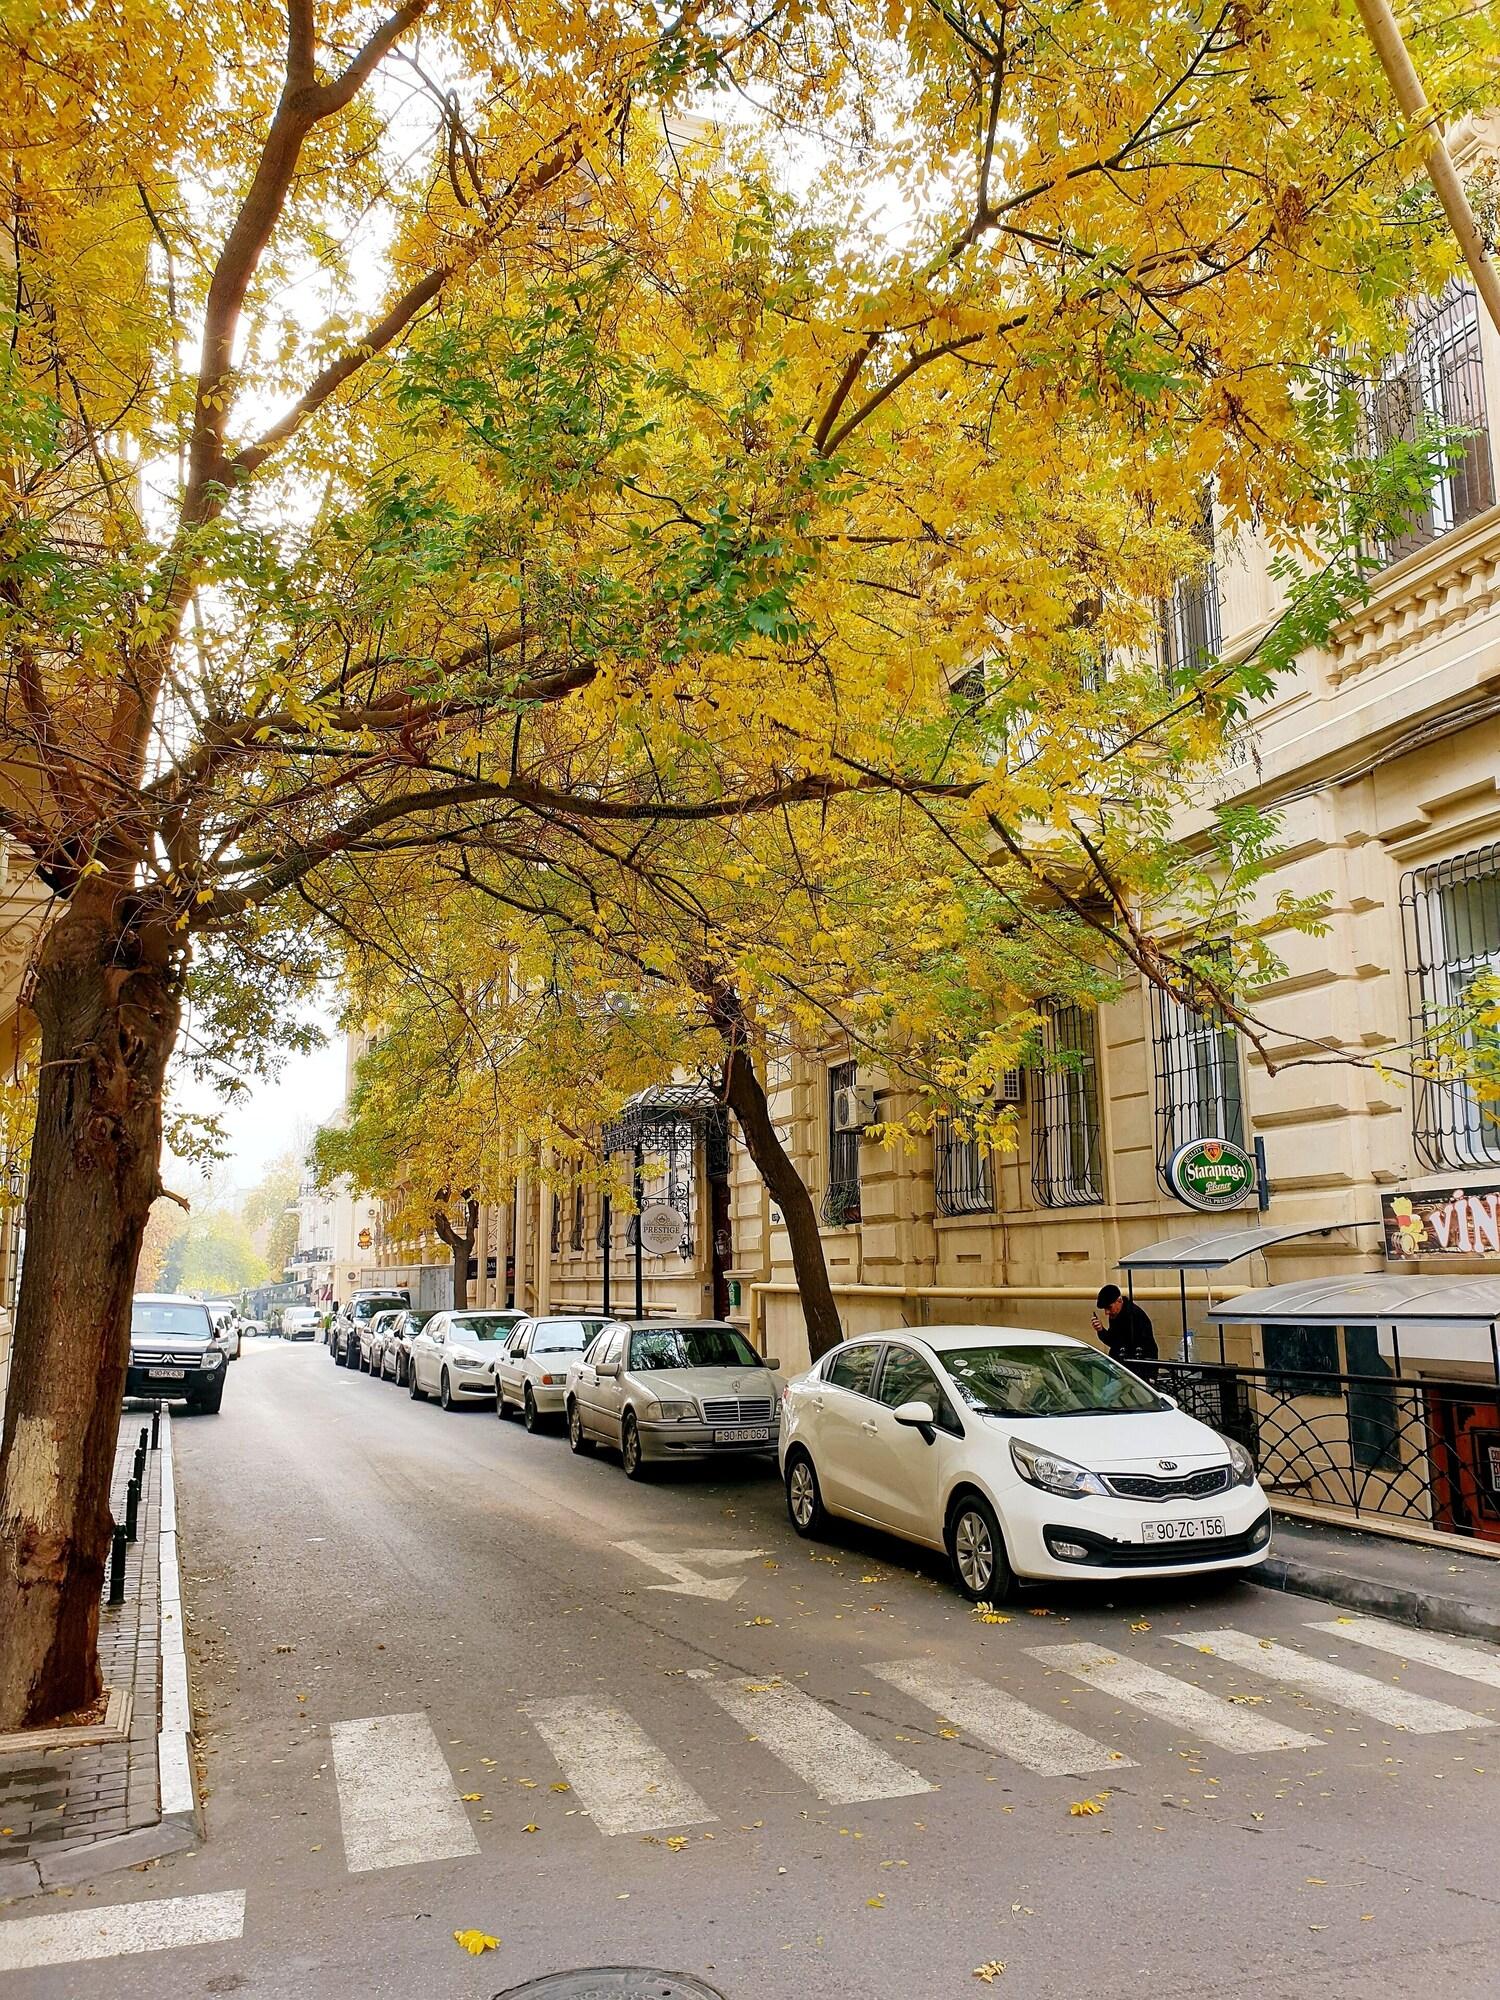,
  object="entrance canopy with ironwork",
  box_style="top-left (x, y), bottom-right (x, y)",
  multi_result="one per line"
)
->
top-left (601, 1081), bottom-right (723, 1155)
top-left (1205, 1274), bottom-right (1500, 1328)
top-left (1118, 1219), bottom-right (1376, 1272)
